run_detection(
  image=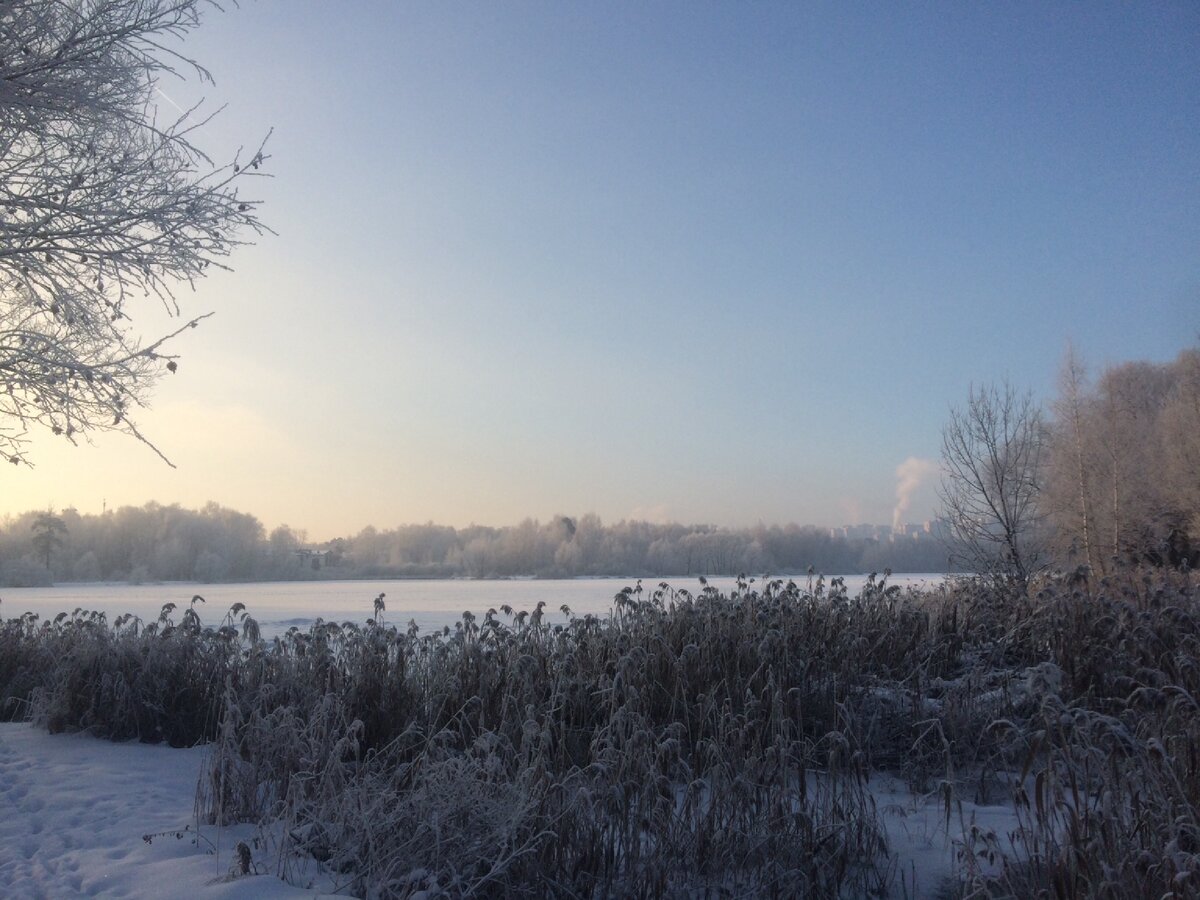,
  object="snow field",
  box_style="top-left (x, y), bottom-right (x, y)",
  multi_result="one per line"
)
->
top-left (0, 723), bottom-right (334, 899)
